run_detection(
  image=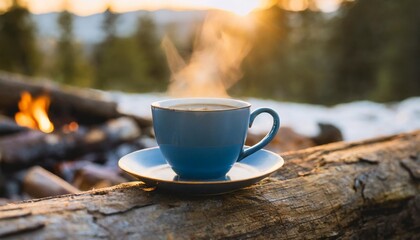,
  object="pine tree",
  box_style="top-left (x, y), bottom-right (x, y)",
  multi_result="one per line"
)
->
top-left (93, 8), bottom-right (120, 89)
top-left (0, 0), bottom-right (41, 75)
top-left (56, 10), bottom-right (75, 84)
top-left (235, 5), bottom-right (289, 99)
top-left (329, 0), bottom-right (381, 103)
top-left (372, 0), bottom-right (420, 101)
top-left (134, 14), bottom-right (168, 90)
top-left (53, 10), bottom-right (92, 86)
top-left (93, 8), bottom-right (149, 91)
top-left (330, 0), bottom-right (420, 102)
top-left (103, 8), bottom-right (118, 42)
